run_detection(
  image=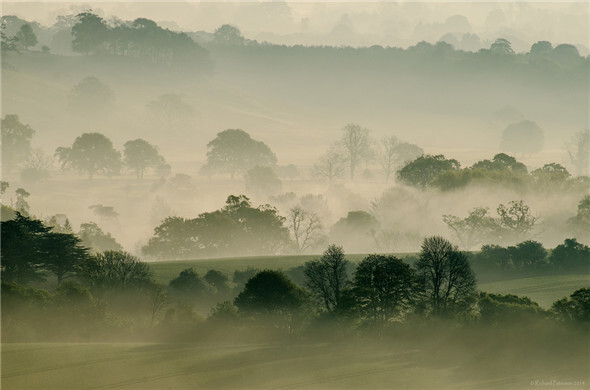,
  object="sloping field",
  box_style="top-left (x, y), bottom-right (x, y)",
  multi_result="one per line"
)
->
top-left (479, 274), bottom-right (590, 308)
top-left (149, 254), bottom-right (380, 285)
top-left (150, 256), bottom-right (588, 309)
top-left (3, 338), bottom-right (587, 390)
